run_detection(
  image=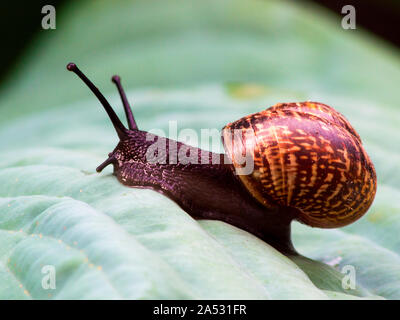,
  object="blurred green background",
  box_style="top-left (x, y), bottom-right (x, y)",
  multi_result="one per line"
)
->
top-left (2, 0), bottom-right (400, 85)
top-left (1, 0), bottom-right (400, 122)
